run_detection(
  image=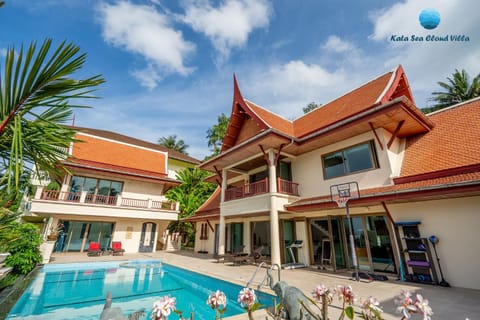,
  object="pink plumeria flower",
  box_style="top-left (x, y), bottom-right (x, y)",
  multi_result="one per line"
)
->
top-left (415, 294), bottom-right (433, 320)
top-left (238, 287), bottom-right (257, 309)
top-left (312, 284), bottom-right (334, 304)
top-left (394, 290), bottom-right (418, 319)
top-left (152, 295), bottom-right (176, 320)
top-left (312, 284), bottom-right (328, 300)
top-left (361, 296), bottom-right (383, 318)
top-left (207, 290), bottom-right (227, 309)
top-left (335, 285), bottom-right (355, 304)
